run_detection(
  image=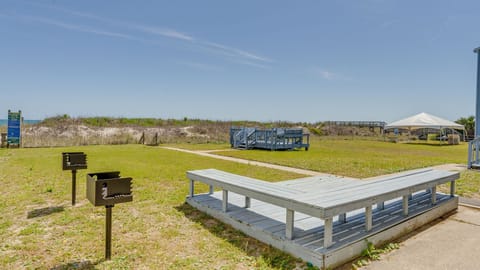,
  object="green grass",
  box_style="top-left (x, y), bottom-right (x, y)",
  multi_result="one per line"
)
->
top-left (1, 138), bottom-right (479, 269)
top-left (214, 137), bottom-right (467, 178)
top-left (439, 170), bottom-right (480, 199)
top-left (40, 115), bottom-right (215, 127)
top-left (165, 142), bottom-right (231, 151)
top-left (0, 145), bottom-right (303, 269)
